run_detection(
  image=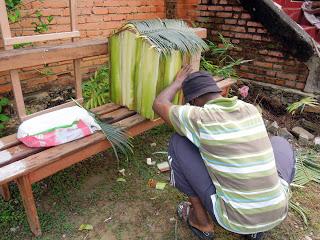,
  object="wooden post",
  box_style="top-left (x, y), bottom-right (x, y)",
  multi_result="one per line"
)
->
top-left (0, 0), bottom-right (27, 121)
top-left (70, 0), bottom-right (82, 99)
top-left (0, 183), bottom-right (11, 201)
top-left (16, 176), bottom-right (41, 237)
